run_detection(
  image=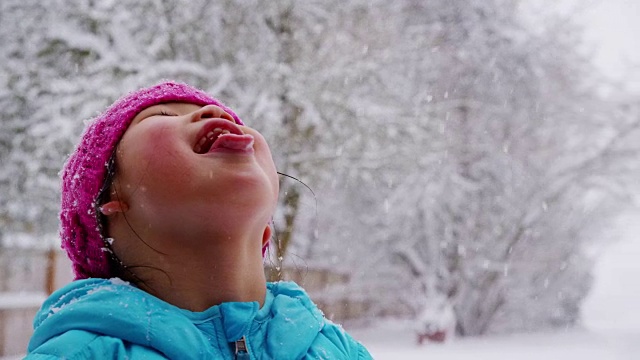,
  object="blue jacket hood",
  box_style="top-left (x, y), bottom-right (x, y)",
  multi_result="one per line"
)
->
top-left (29, 279), bottom-right (356, 359)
